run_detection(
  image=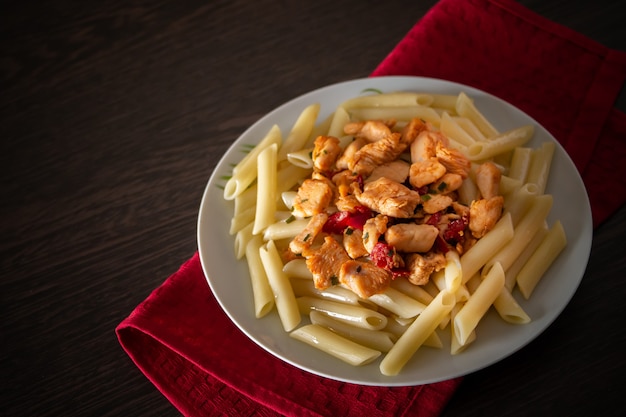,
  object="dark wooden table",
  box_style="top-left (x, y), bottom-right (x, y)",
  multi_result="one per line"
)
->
top-left (2, 1), bottom-right (624, 416)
